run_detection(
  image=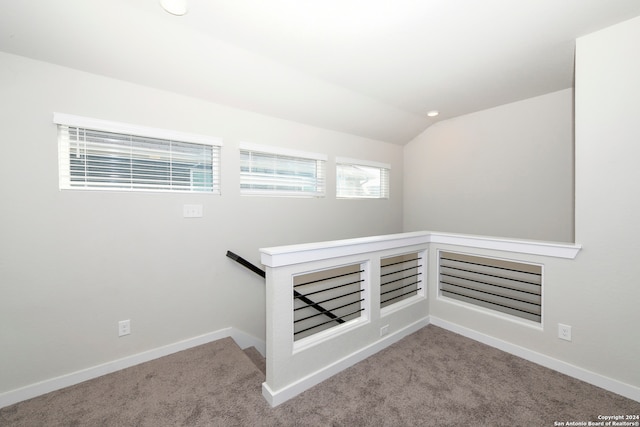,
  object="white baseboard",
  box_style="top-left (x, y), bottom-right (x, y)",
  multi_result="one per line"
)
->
top-left (6, 317), bottom-right (635, 410)
top-left (0, 327), bottom-right (265, 409)
top-left (231, 328), bottom-right (266, 357)
top-left (262, 317), bottom-right (430, 407)
top-left (429, 316), bottom-right (640, 403)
